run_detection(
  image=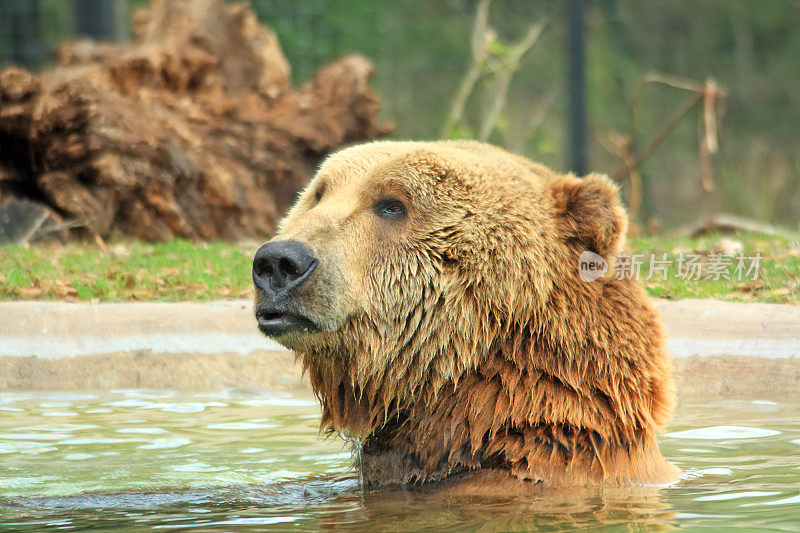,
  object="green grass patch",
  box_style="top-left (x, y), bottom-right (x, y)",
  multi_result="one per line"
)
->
top-left (1, 232), bottom-right (798, 303)
top-left (0, 240), bottom-right (259, 302)
top-left (627, 232), bottom-right (800, 303)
